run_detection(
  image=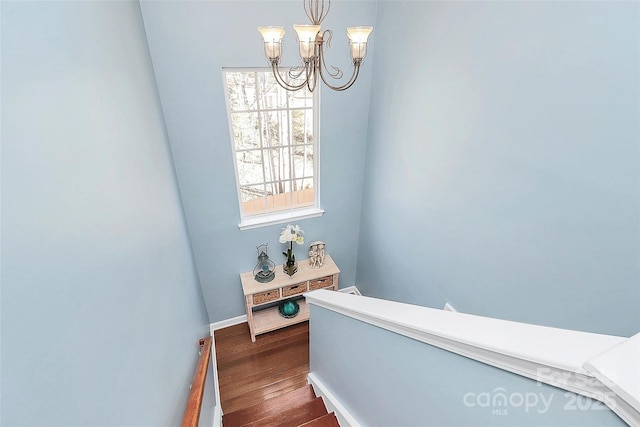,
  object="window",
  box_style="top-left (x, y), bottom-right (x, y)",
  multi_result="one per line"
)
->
top-left (223, 69), bottom-right (322, 229)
